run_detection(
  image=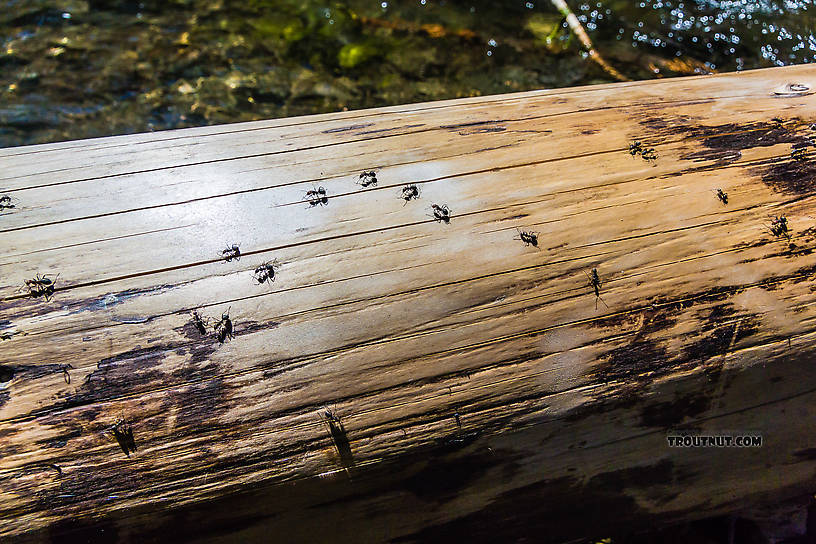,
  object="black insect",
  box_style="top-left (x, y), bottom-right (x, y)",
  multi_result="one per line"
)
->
top-left (454, 410), bottom-right (462, 429)
top-left (305, 186), bottom-right (329, 207)
top-left (214, 308), bottom-right (234, 343)
top-left (253, 261), bottom-right (279, 285)
top-left (0, 195), bottom-right (16, 211)
top-left (357, 171), bottom-right (378, 188)
top-left (641, 148), bottom-right (657, 162)
top-left (629, 140), bottom-right (657, 162)
top-left (585, 268), bottom-right (609, 310)
top-left (768, 215), bottom-right (790, 241)
top-left (714, 188), bottom-right (728, 205)
top-left (515, 228), bottom-right (539, 248)
top-left (24, 273), bottom-right (58, 301)
top-left (400, 184), bottom-right (420, 204)
top-left (222, 243), bottom-right (241, 262)
top-left (191, 310), bottom-right (209, 336)
top-left (60, 364), bottom-right (73, 384)
top-left (430, 204), bottom-right (451, 224)
top-left (111, 418), bottom-right (137, 457)
top-left (323, 408), bottom-right (355, 469)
